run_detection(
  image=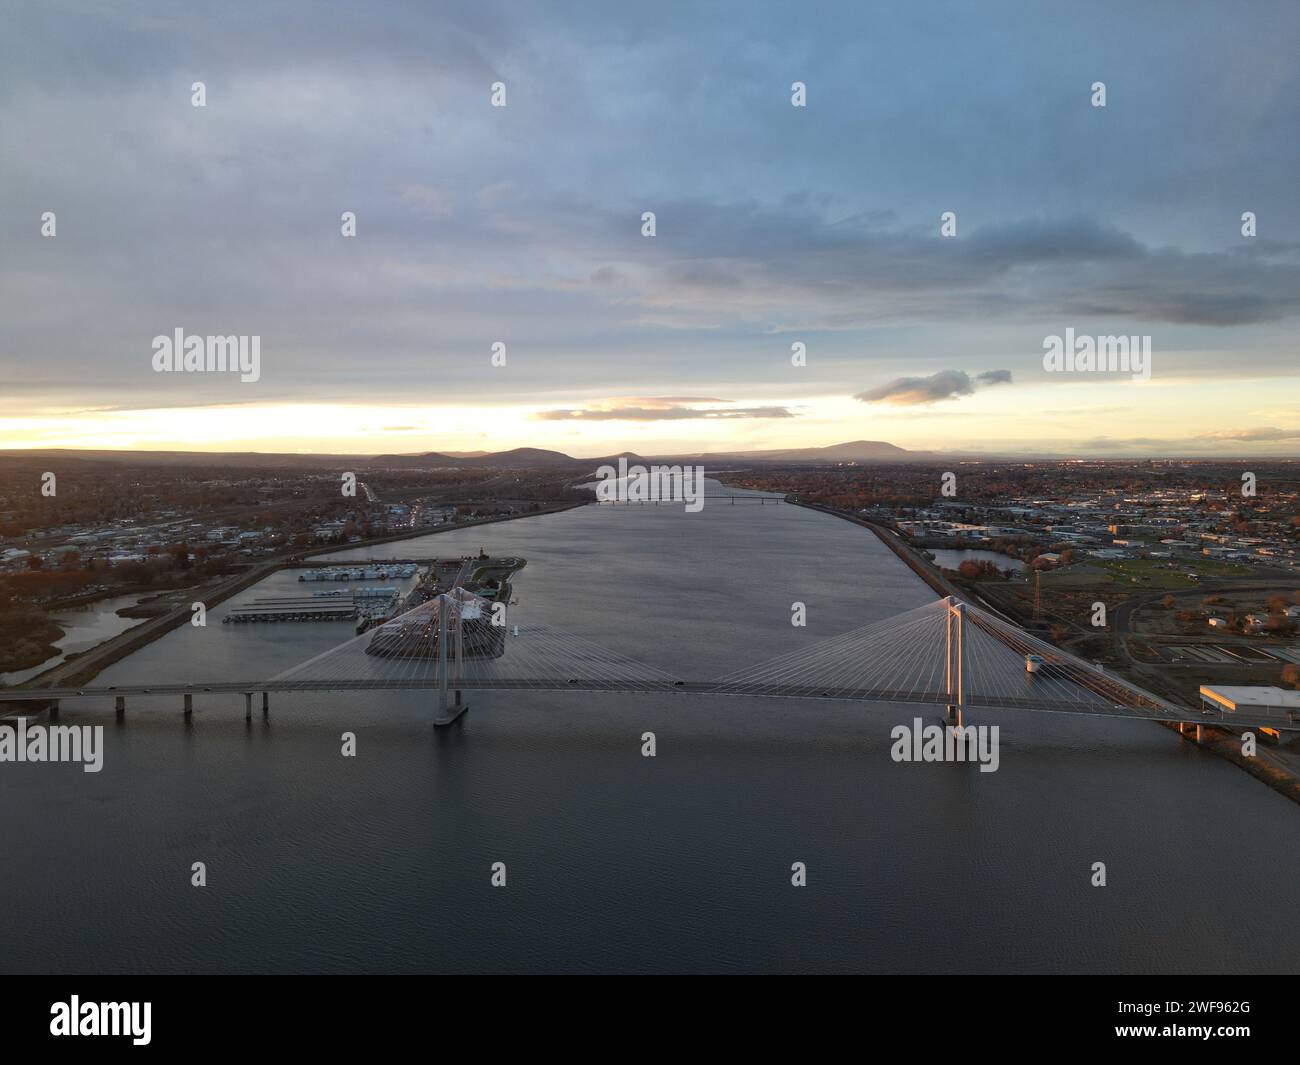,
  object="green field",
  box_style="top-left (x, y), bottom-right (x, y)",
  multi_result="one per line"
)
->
top-left (1042, 556), bottom-right (1264, 591)
top-left (1102, 557), bottom-right (1256, 583)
